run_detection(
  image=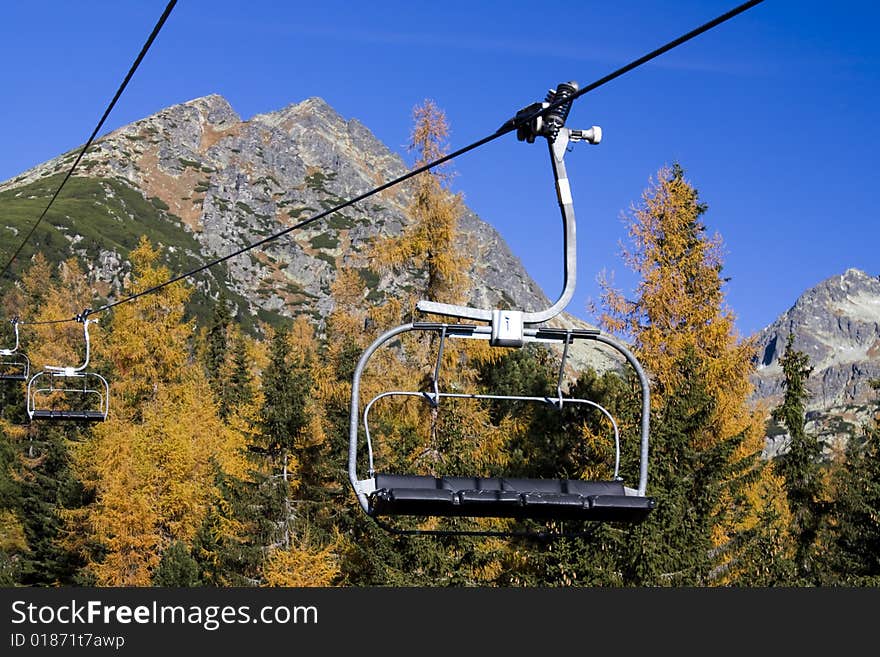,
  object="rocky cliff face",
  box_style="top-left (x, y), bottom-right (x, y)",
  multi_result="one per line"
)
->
top-left (1, 94), bottom-right (616, 369)
top-left (751, 268), bottom-right (880, 455)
